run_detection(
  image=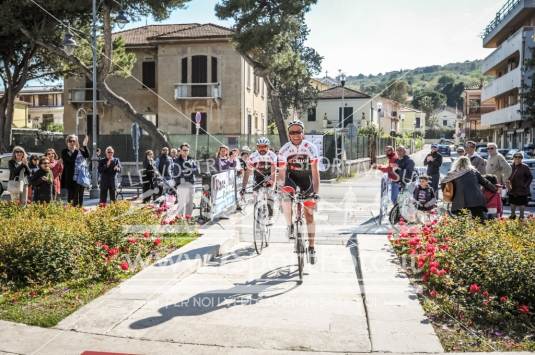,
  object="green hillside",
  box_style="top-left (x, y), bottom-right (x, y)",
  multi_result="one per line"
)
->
top-left (345, 60), bottom-right (486, 103)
